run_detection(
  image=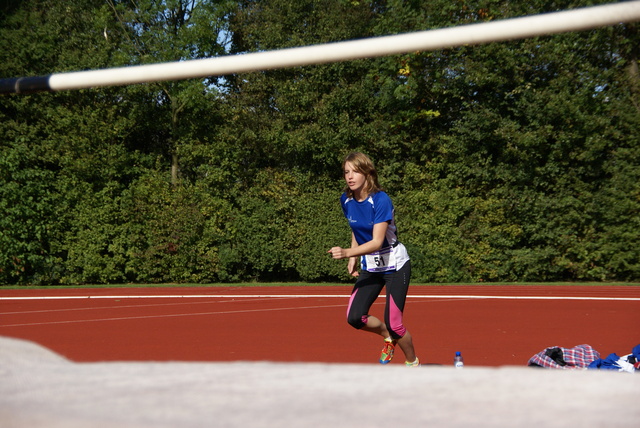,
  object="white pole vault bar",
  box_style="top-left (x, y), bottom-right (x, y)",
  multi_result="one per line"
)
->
top-left (2, 1), bottom-right (640, 94)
